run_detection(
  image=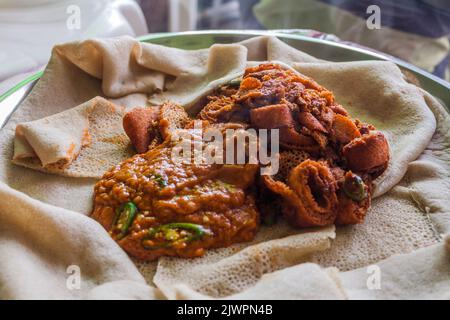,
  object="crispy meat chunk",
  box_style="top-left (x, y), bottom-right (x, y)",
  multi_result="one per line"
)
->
top-left (331, 114), bottom-right (361, 144)
top-left (342, 132), bottom-right (389, 176)
top-left (123, 102), bottom-right (189, 153)
top-left (250, 104), bottom-right (294, 129)
top-left (123, 106), bottom-right (160, 153)
top-left (262, 160), bottom-right (338, 227)
top-left (115, 62), bottom-right (391, 242)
